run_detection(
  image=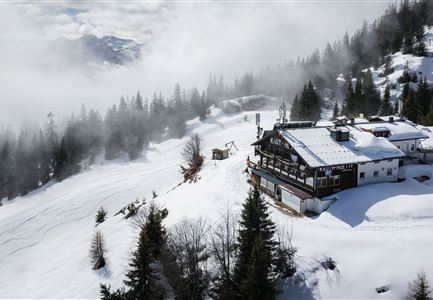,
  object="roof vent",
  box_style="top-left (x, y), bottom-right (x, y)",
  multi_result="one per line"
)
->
top-left (329, 127), bottom-right (350, 142)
